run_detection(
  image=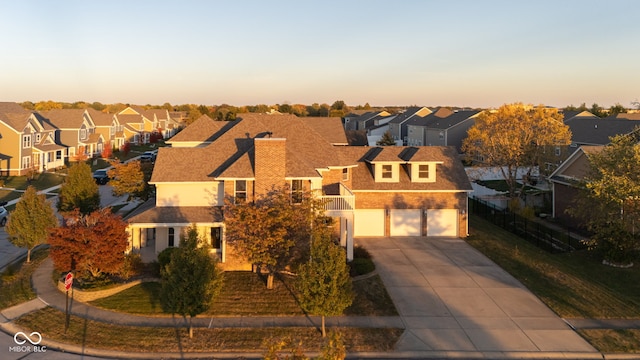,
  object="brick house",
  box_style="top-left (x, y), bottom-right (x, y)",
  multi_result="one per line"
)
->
top-left (125, 113), bottom-right (472, 267)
